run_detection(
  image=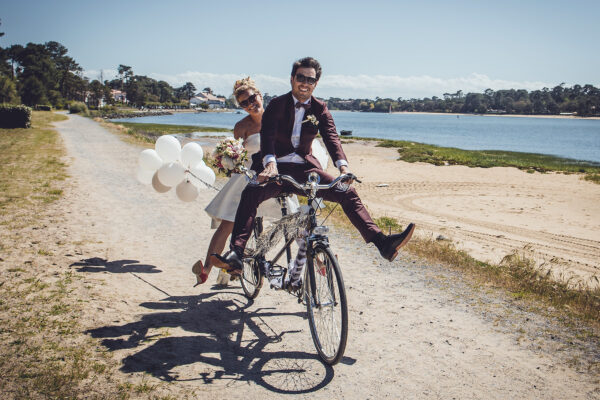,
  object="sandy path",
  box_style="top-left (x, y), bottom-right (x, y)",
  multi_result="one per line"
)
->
top-left (53, 115), bottom-right (598, 399)
top-left (340, 141), bottom-right (600, 285)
